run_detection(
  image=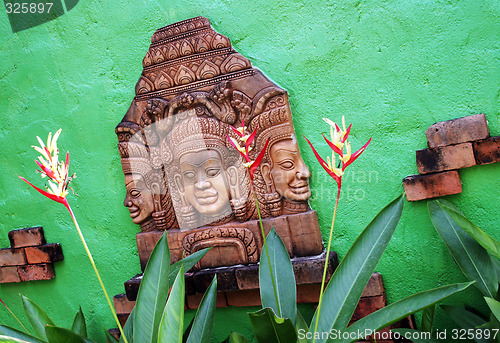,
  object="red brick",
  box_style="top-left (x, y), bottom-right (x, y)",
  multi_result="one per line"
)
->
top-left (287, 210), bottom-right (324, 257)
top-left (425, 113), bottom-right (489, 148)
top-left (0, 248), bottom-right (26, 266)
top-left (186, 292), bottom-right (228, 309)
top-left (113, 294), bottom-right (136, 314)
top-left (403, 171), bottom-right (462, 201)
top-left (0, 266), bottom-right (21, 283)
top-left (416, 143), bottom-right (476, 174)
top-left (361, 273), bottom-right (385, 297)
top-left (25, 244), bottom-right (63, 264)
top-left (17, 264), bottom-right (55, 281)
top-left (8, 227), bottom-right (46, 248)
top-left (297, 284), bottom-right (321, 303)
top-left (226, 289), bottom-right (261, 307)
top-left (350, 295), bottom-right (387, 322)
top-left (117, 313), bottom-right (129, 328)
top-left (473, 136), bottom-right (500, 165)
top-left (262, 216), bottom-right (293, 257)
